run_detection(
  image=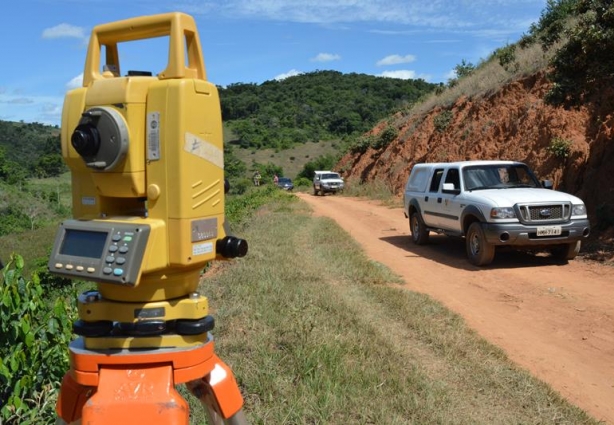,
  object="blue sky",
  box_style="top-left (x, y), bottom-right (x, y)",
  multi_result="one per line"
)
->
top-left (0, 0), bottom-right (546, 126)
